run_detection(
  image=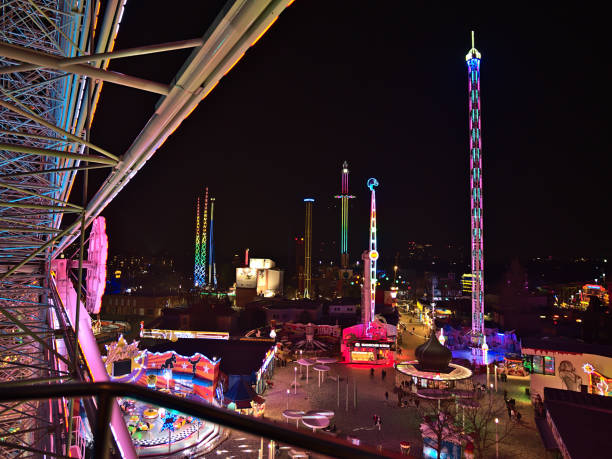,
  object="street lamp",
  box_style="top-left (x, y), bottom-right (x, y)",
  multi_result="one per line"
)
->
top-left (393, 265), bottom-right (398, 283)
top-left (494, 417), bottom-right (499, 459)
top-left (294, 366), bottom-right (297, 394)
top-left (286, 389), bottom-right (290, 409)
